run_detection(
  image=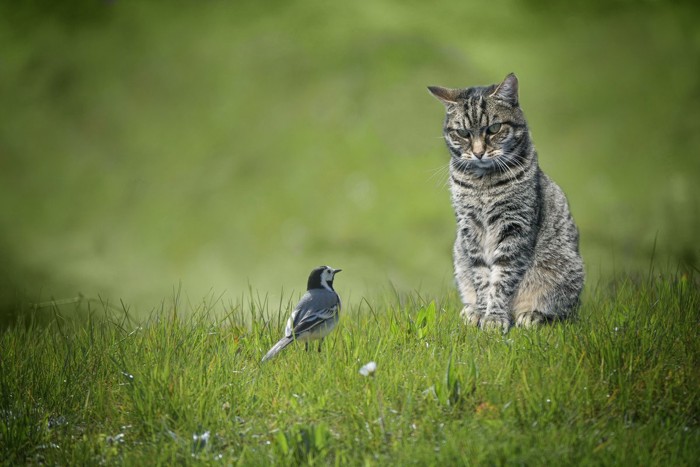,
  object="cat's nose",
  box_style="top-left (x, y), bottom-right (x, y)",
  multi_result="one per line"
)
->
top-left (472, 139), bottom-right (486, 159)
